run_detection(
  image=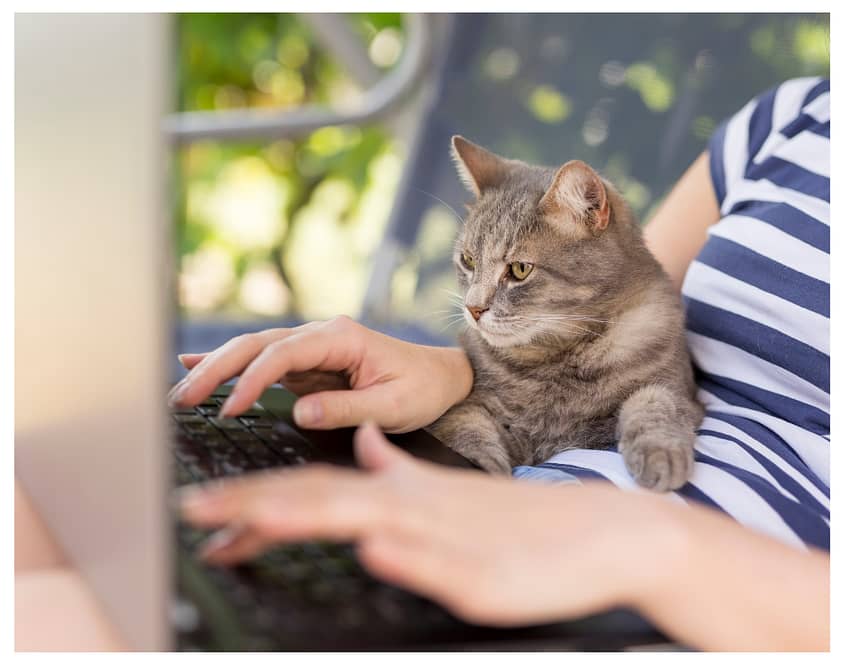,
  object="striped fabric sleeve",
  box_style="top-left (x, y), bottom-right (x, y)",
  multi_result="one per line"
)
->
top-left (707, 77), bottom-right (828, 213)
